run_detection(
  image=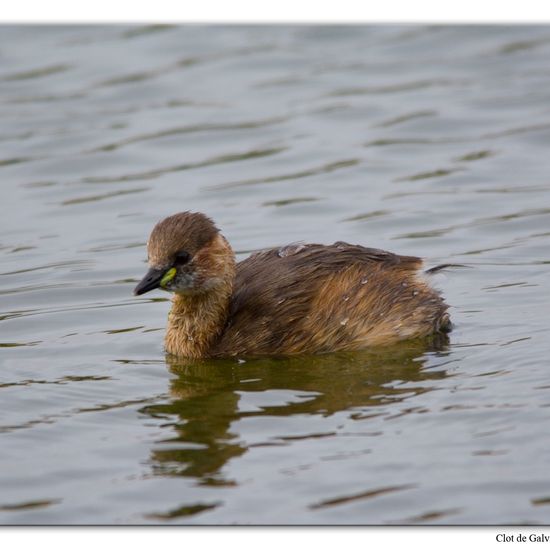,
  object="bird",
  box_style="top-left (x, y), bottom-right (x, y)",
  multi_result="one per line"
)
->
top-left (133, 211), bottom-right (451, 358)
